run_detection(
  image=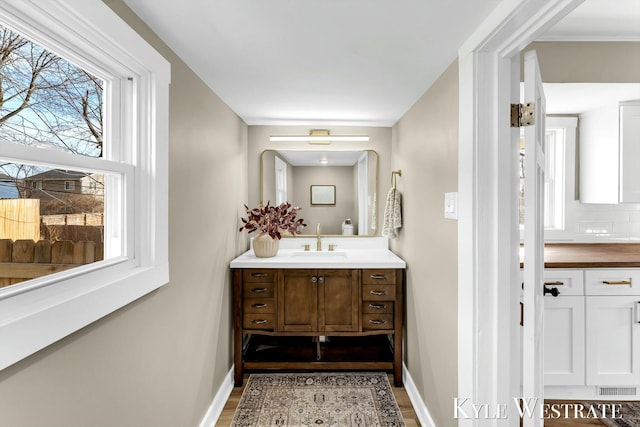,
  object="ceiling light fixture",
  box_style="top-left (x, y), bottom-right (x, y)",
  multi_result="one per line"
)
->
top-left (269, 129), bottom-right (369, 144)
